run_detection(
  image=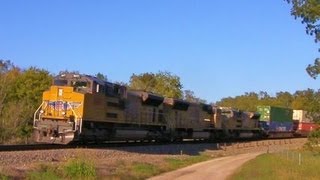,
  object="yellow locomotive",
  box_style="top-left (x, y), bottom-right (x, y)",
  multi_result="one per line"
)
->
top-left (33, 73), bottom-right (261, 144)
